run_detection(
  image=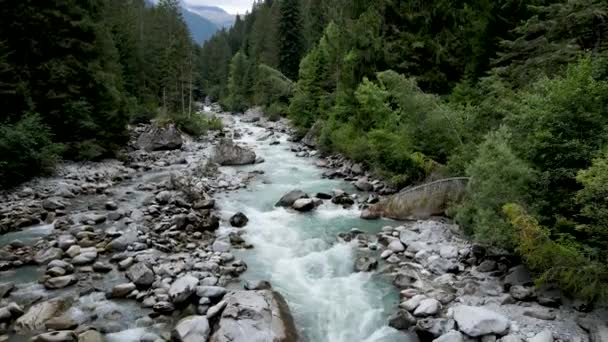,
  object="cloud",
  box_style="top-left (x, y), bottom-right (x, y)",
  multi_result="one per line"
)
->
top-left (184, 0), bottom-right (255, 14)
